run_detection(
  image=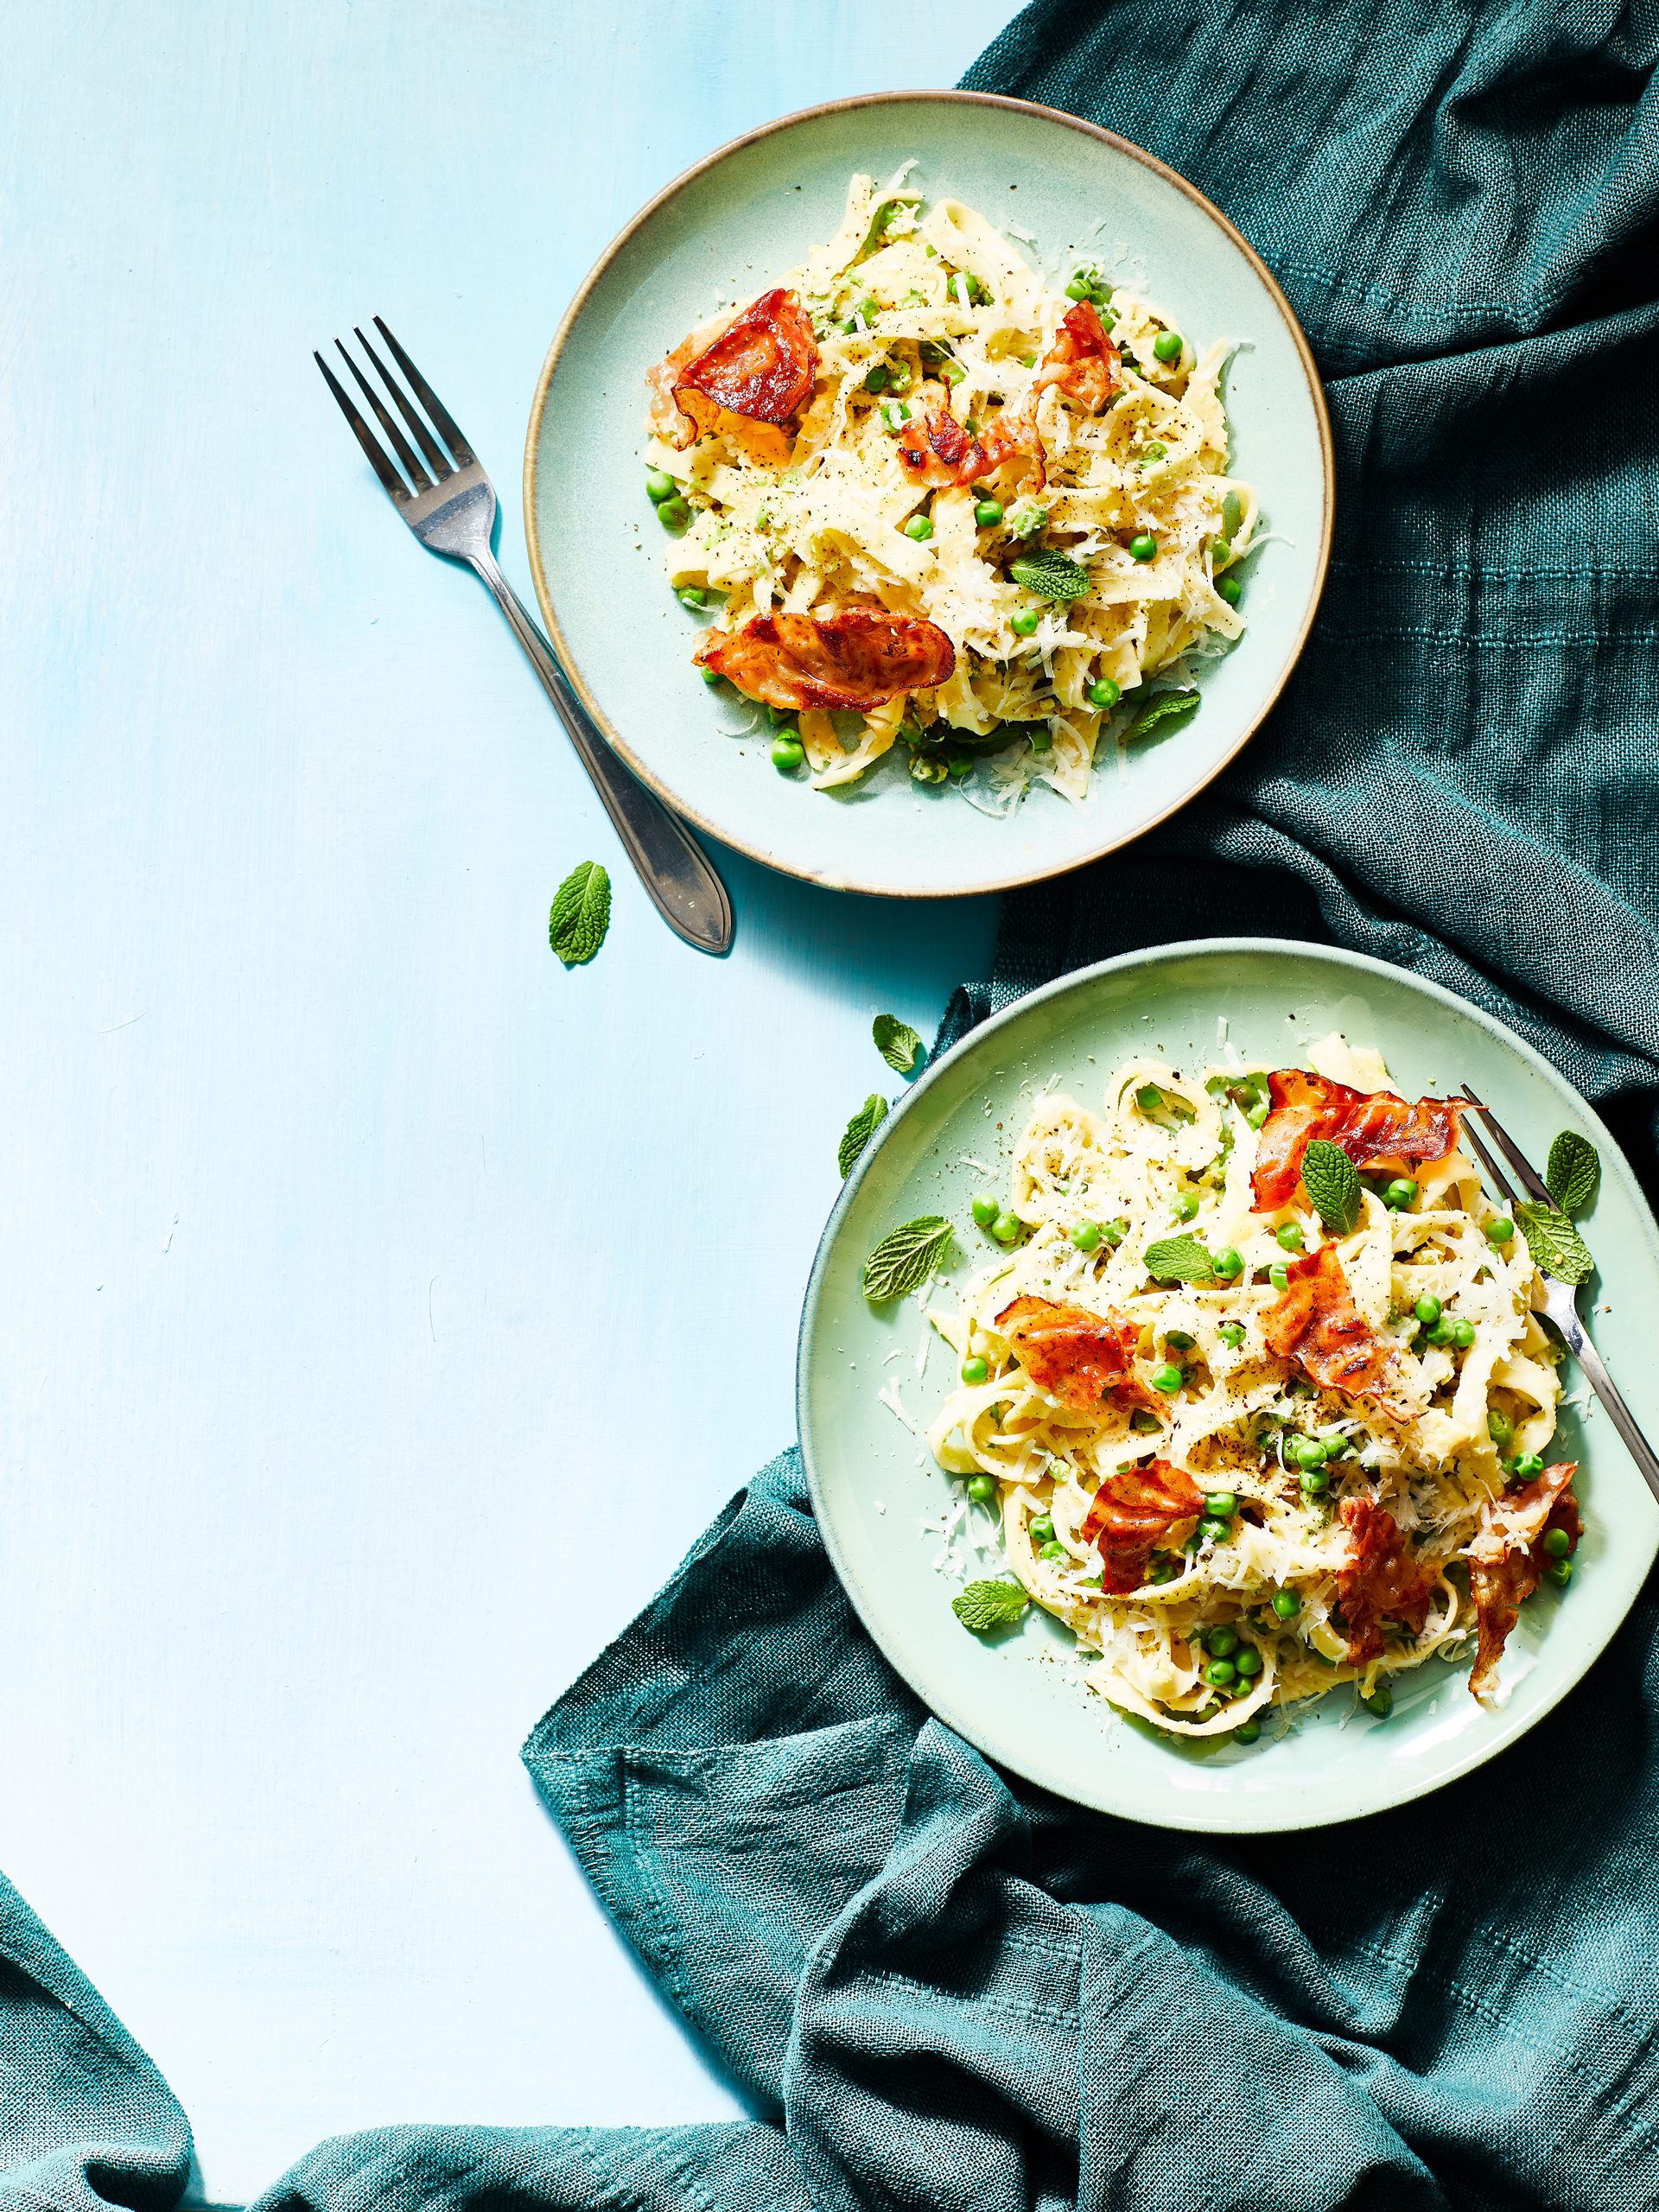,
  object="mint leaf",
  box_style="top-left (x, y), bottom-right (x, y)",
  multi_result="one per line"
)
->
top-left (952, 1578), bottom-right (1029, 1634)
top-left (874, 1014), bottom-right (924, 1073)
top-left (1222, 490), bottom-right (1243, 542)
top-left (1515, 1200), bottom-right (1594, 1287)
top-left (838, 1094), bottom-right (887, 1178)
top-left (1546, 1131), bottom-right (1599, 1217)
top-left (1123, 689), bottom-right (1200, 743)
top-left (550, 862), bottom-right (611, 966)
top-left (863, 1216), bottom-right (953, 1300)
top-left (1143, 1234), bottom-right (1216, 1284)
top-left (1301, 1138), bottom-right (1362, 1236)
top-left (1008, 550), bottom-right (1091, 601)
